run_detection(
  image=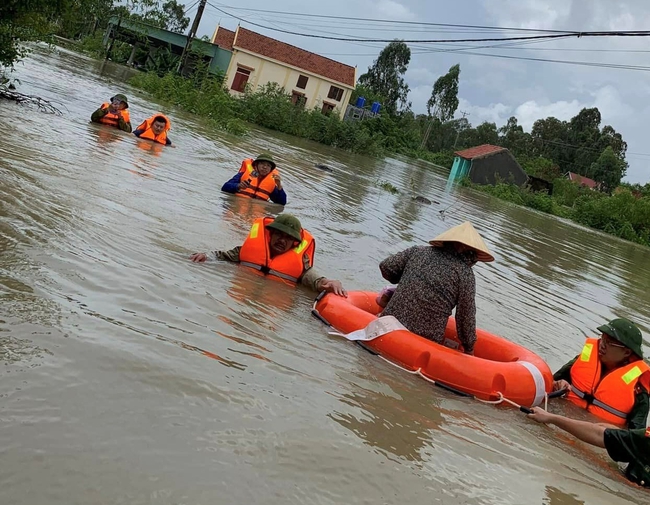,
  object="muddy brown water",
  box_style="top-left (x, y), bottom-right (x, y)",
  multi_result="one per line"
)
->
top-left (1, 46), bottom-right (649, 505)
